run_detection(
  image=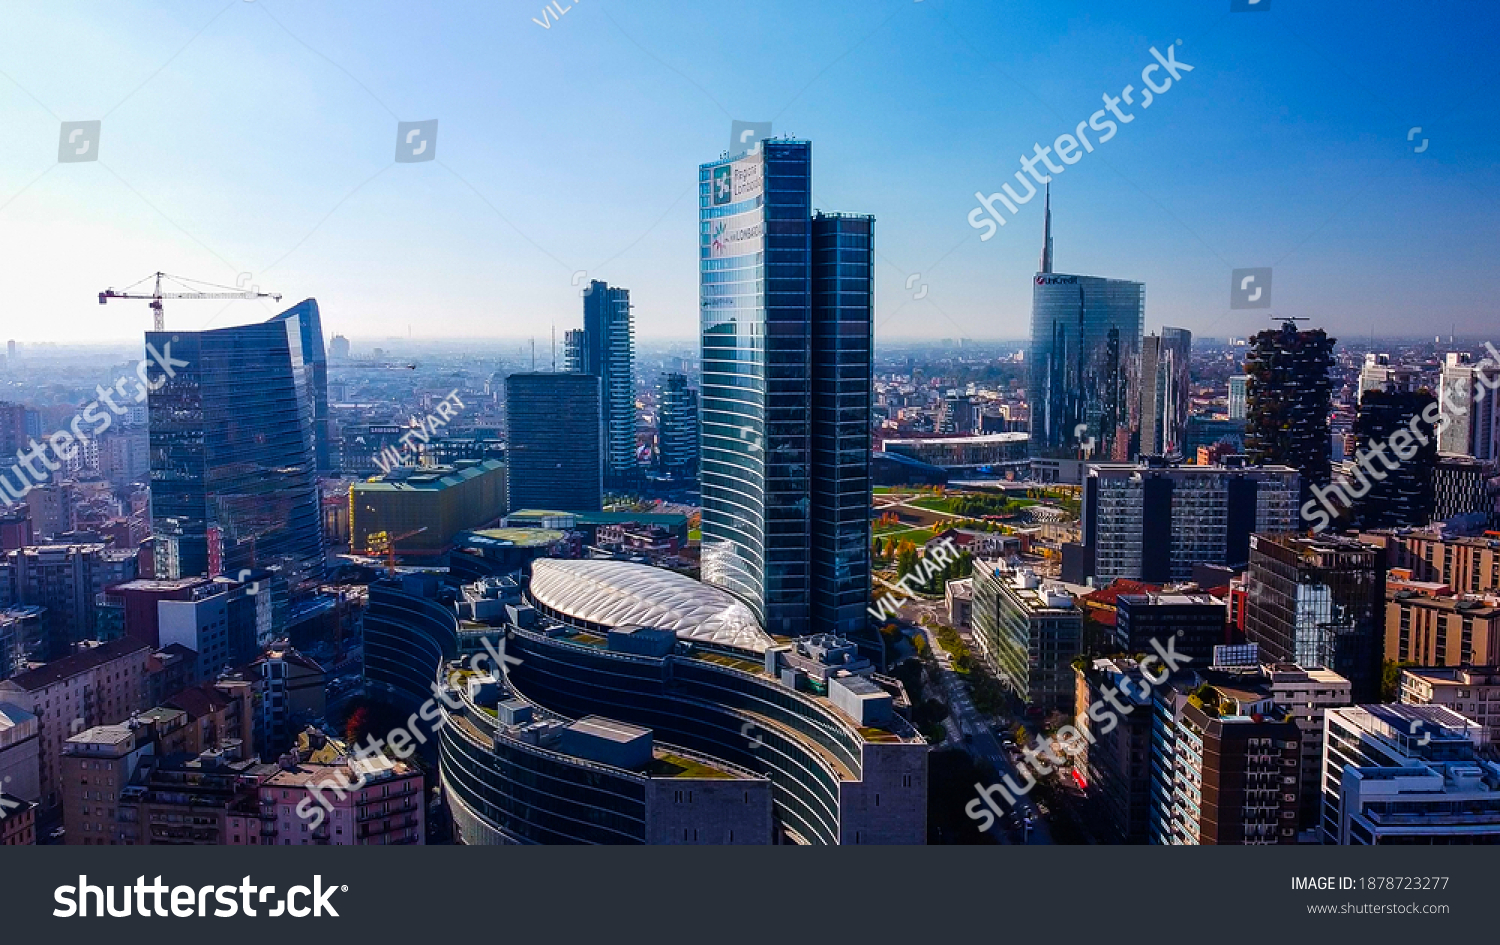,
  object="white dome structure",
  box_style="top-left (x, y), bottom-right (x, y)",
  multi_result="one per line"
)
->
top-left (528, 558), bottom-right (774, 653)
